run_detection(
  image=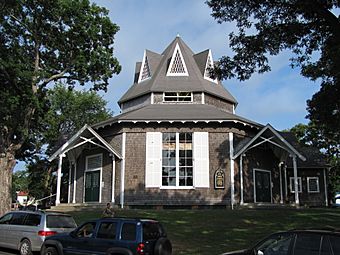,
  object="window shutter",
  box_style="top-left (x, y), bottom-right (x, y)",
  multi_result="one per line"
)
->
top-left (193, 132), bottom-right (209, 188)
top-left (145, 132), bottom-right (162, 187)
